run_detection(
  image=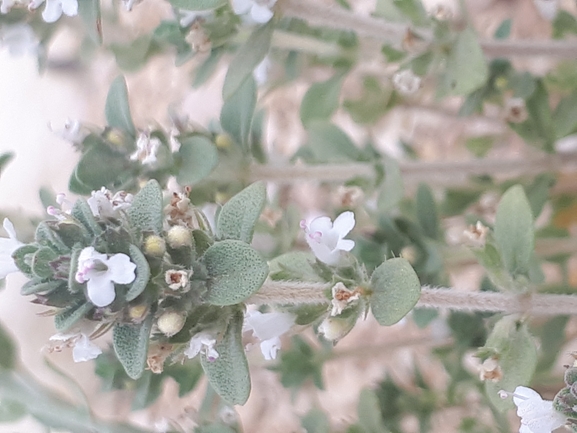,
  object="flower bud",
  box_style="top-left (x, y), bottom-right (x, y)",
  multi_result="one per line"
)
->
top-left (144, 235), bottom-right (166, 257)
top-left (157, 311), bottom-right (186, 337)
top-left (167, 225), bottom-right (192, 248)
top-left (566, 367), bottom-right (577, 386)
top-left (128, 304), bottom-right (148, 322)
top-left (318, 316), bottom-right (355, 342)
top-left (215, 133), bottom-right (232, 149)
top-left (554, 387), bottom-right (577, 416)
